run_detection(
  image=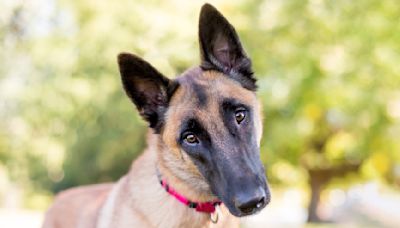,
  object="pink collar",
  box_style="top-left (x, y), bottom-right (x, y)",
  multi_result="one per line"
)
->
top-left (159, 179), bottom-right (222, 213)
